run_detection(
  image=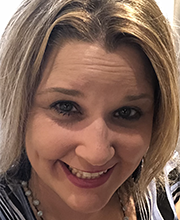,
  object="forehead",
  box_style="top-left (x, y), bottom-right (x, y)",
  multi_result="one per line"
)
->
top-left (38, 41), bottom-right (154, 93)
